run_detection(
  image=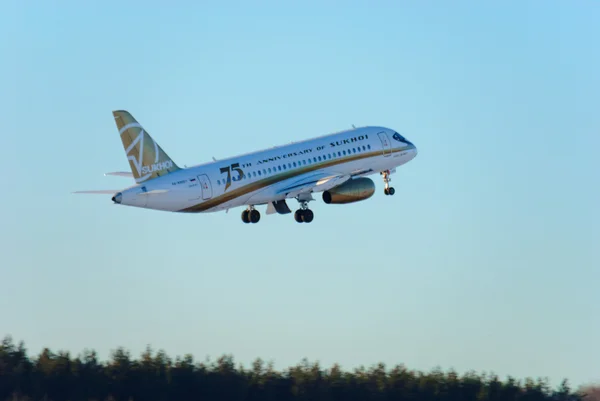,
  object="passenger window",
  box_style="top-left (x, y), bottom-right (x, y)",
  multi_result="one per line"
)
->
top-left (293, 162), bottom-right (297, 167)
top-left (288, 163), bottom-right (291, 169)
top-left (362, 145), bottom-right (366, 151)
top-left (253, 172), bottom-right (257, 177)
top-left (313, 157), bottom-right (317, 163)
top-left (283, 164), bottom-right (286, 170)
top-left (343, 150), bottom-right (347, 155)
top-left (367, 145), bottom-right (371, 150)
top-left (303, 160), bottom-right (306, 165)
top-left (318, 156), bottom-right (321, 161)
top-left (258, 171), bottom-right (262, 176)
top-left (268, 168), bottom-right (272, 173)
